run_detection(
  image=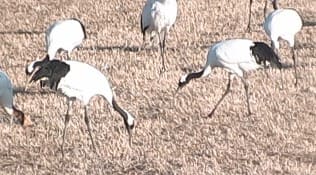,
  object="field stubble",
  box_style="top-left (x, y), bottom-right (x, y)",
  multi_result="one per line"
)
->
top-left (0, 0), bottom-right (315, 174)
